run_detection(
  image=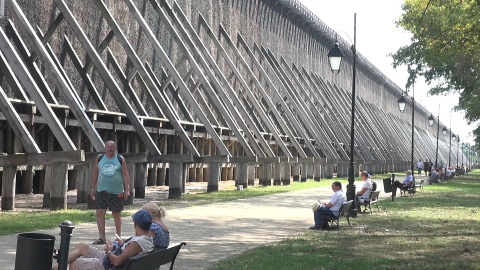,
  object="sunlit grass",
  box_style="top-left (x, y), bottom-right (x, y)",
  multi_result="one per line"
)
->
top-left (208, 170), bottom-right (480, 270)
